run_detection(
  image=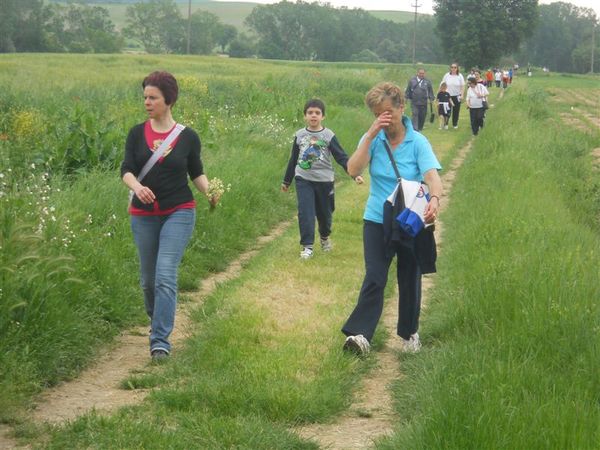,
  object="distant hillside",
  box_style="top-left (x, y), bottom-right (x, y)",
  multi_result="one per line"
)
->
top-left (83, 1), bottom-right (257, 30)
top-left (57, 1), bottom-right (427, 31)
top-left (369, 10), bottom-right (429, 23)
